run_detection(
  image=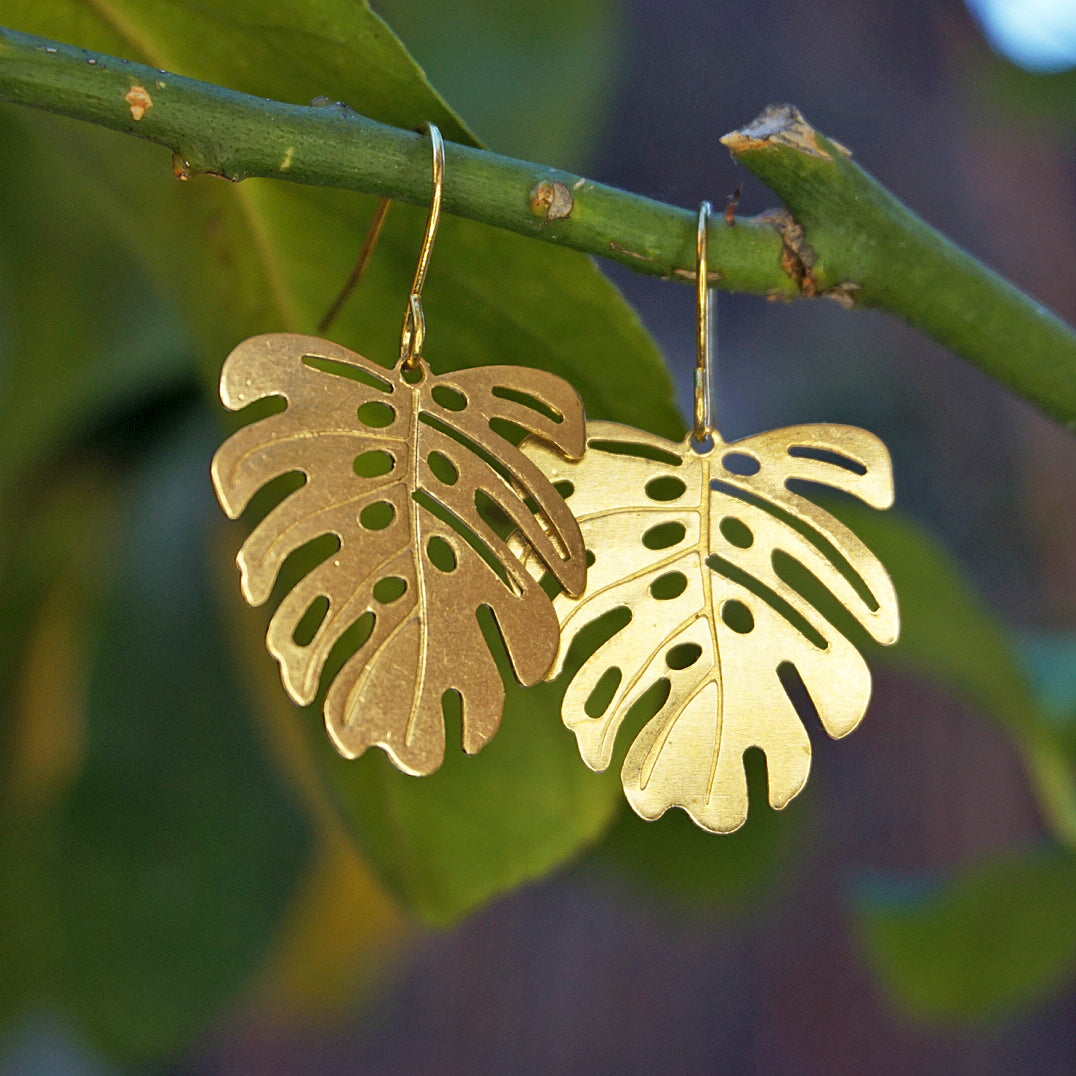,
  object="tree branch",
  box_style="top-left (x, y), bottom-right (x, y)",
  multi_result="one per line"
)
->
top-left (2, 27), bottom-right (1076, 427)
top-left (722, 106), bottom-right (1076, 431)
top-left (0, 26), bottom-right (789, 295)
